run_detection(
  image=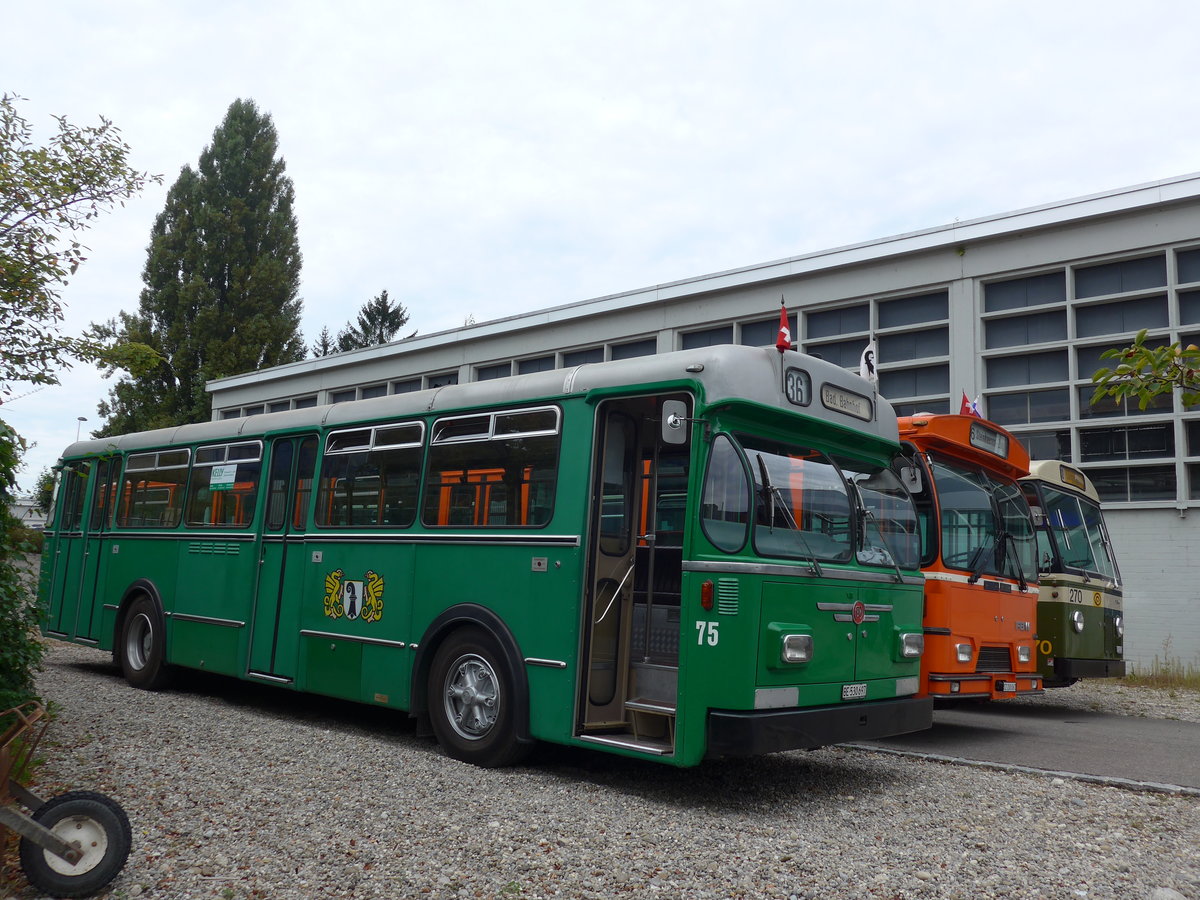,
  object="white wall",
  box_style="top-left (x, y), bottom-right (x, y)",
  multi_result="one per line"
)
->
top-left (1106, 508), bottom-right (1200, 672)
